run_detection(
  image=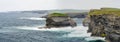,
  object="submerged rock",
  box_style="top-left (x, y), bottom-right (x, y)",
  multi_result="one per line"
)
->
top-left (45, 13), bottom-right (77, 28)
